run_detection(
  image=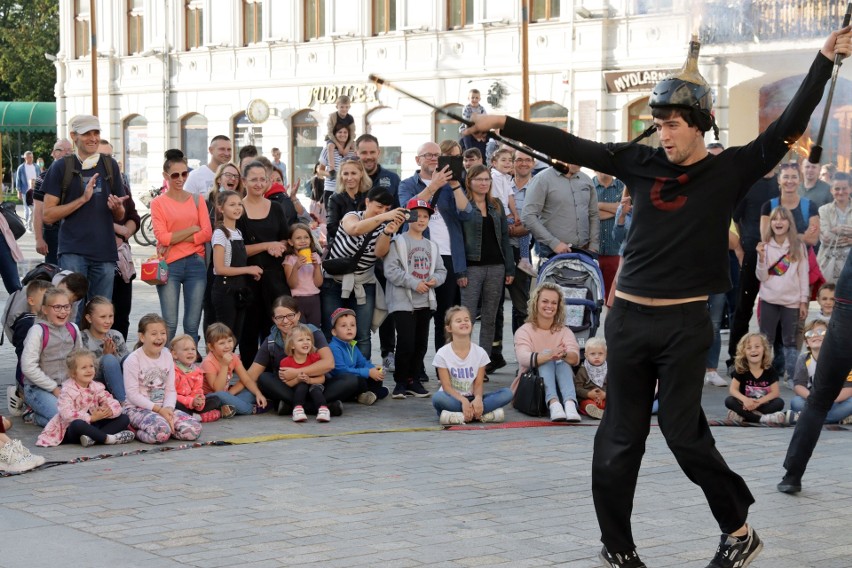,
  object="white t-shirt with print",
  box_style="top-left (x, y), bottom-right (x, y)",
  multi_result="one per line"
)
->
top-left (433, 343), bottom-right (490, 396)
